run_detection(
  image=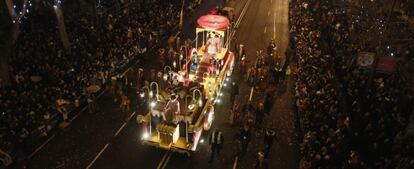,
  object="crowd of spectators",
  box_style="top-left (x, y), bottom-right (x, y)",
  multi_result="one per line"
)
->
top-left (289, 0), bottom-right (414, 169)
top-left (0, 0), bottom-right (200, 166)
